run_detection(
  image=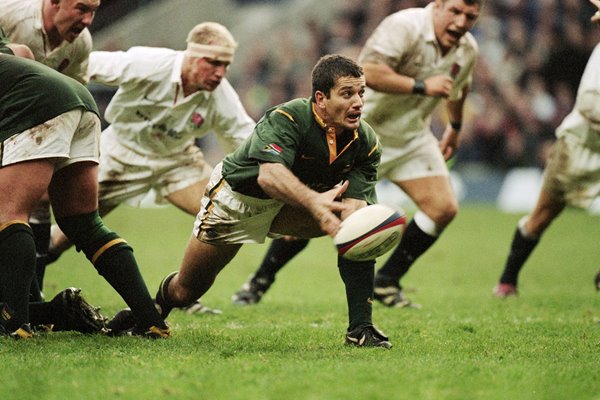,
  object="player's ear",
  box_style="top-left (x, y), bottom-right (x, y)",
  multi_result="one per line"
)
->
top-left (314, 90), bottom-right (327, 109)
